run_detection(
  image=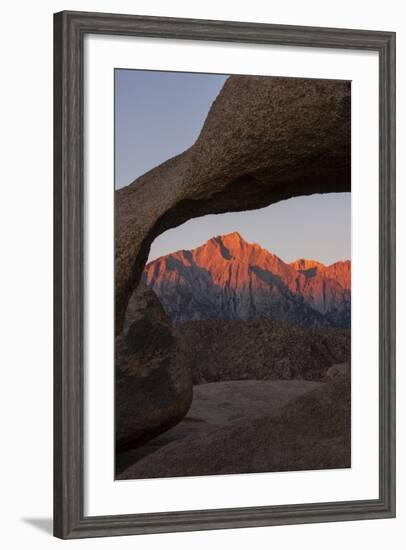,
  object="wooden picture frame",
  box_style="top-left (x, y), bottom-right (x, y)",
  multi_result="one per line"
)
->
top-left (54, 10), bottom-right (396, 539)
